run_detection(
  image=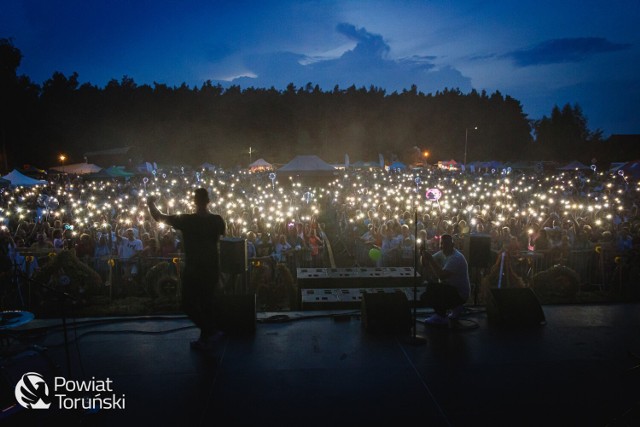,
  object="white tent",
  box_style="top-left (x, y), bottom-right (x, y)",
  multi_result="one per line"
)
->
top-left (50, 162), bottom-right (102, 175)
top-left (2, 169), bottom-right (48, 186)
top-left (248, 158), bottom-right (273, 172)
top-left (200, 162), bottom-right (217, 171)
top-left (277, 155), bottom-right (336, 175)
